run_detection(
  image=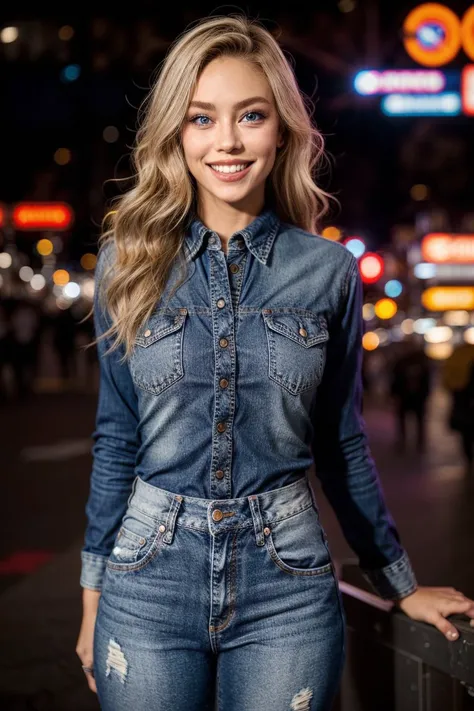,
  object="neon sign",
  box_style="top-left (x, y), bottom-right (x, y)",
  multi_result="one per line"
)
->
top-left (354, 69), bottom-right (446, 95)
top-left (381, 92), bottom-right (461, 116)
top-left (12, 202), bottom-right (74, 231)
top-left (421, 233), bottom-right (474, 263)
top-left (403, 3), bottom-right (474, 67)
